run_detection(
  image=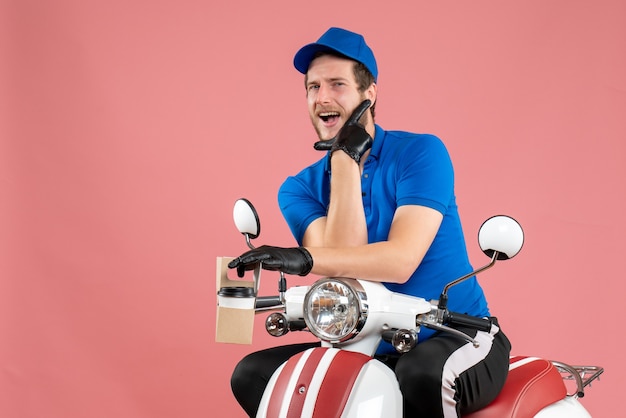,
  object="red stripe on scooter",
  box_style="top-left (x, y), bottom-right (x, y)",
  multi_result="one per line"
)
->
top-left (266, 350), bottom-right (308, 417)
top-left (312, 350), bottom-right (371, 418)
top-left (285, 348), bottom-right (329, 417)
